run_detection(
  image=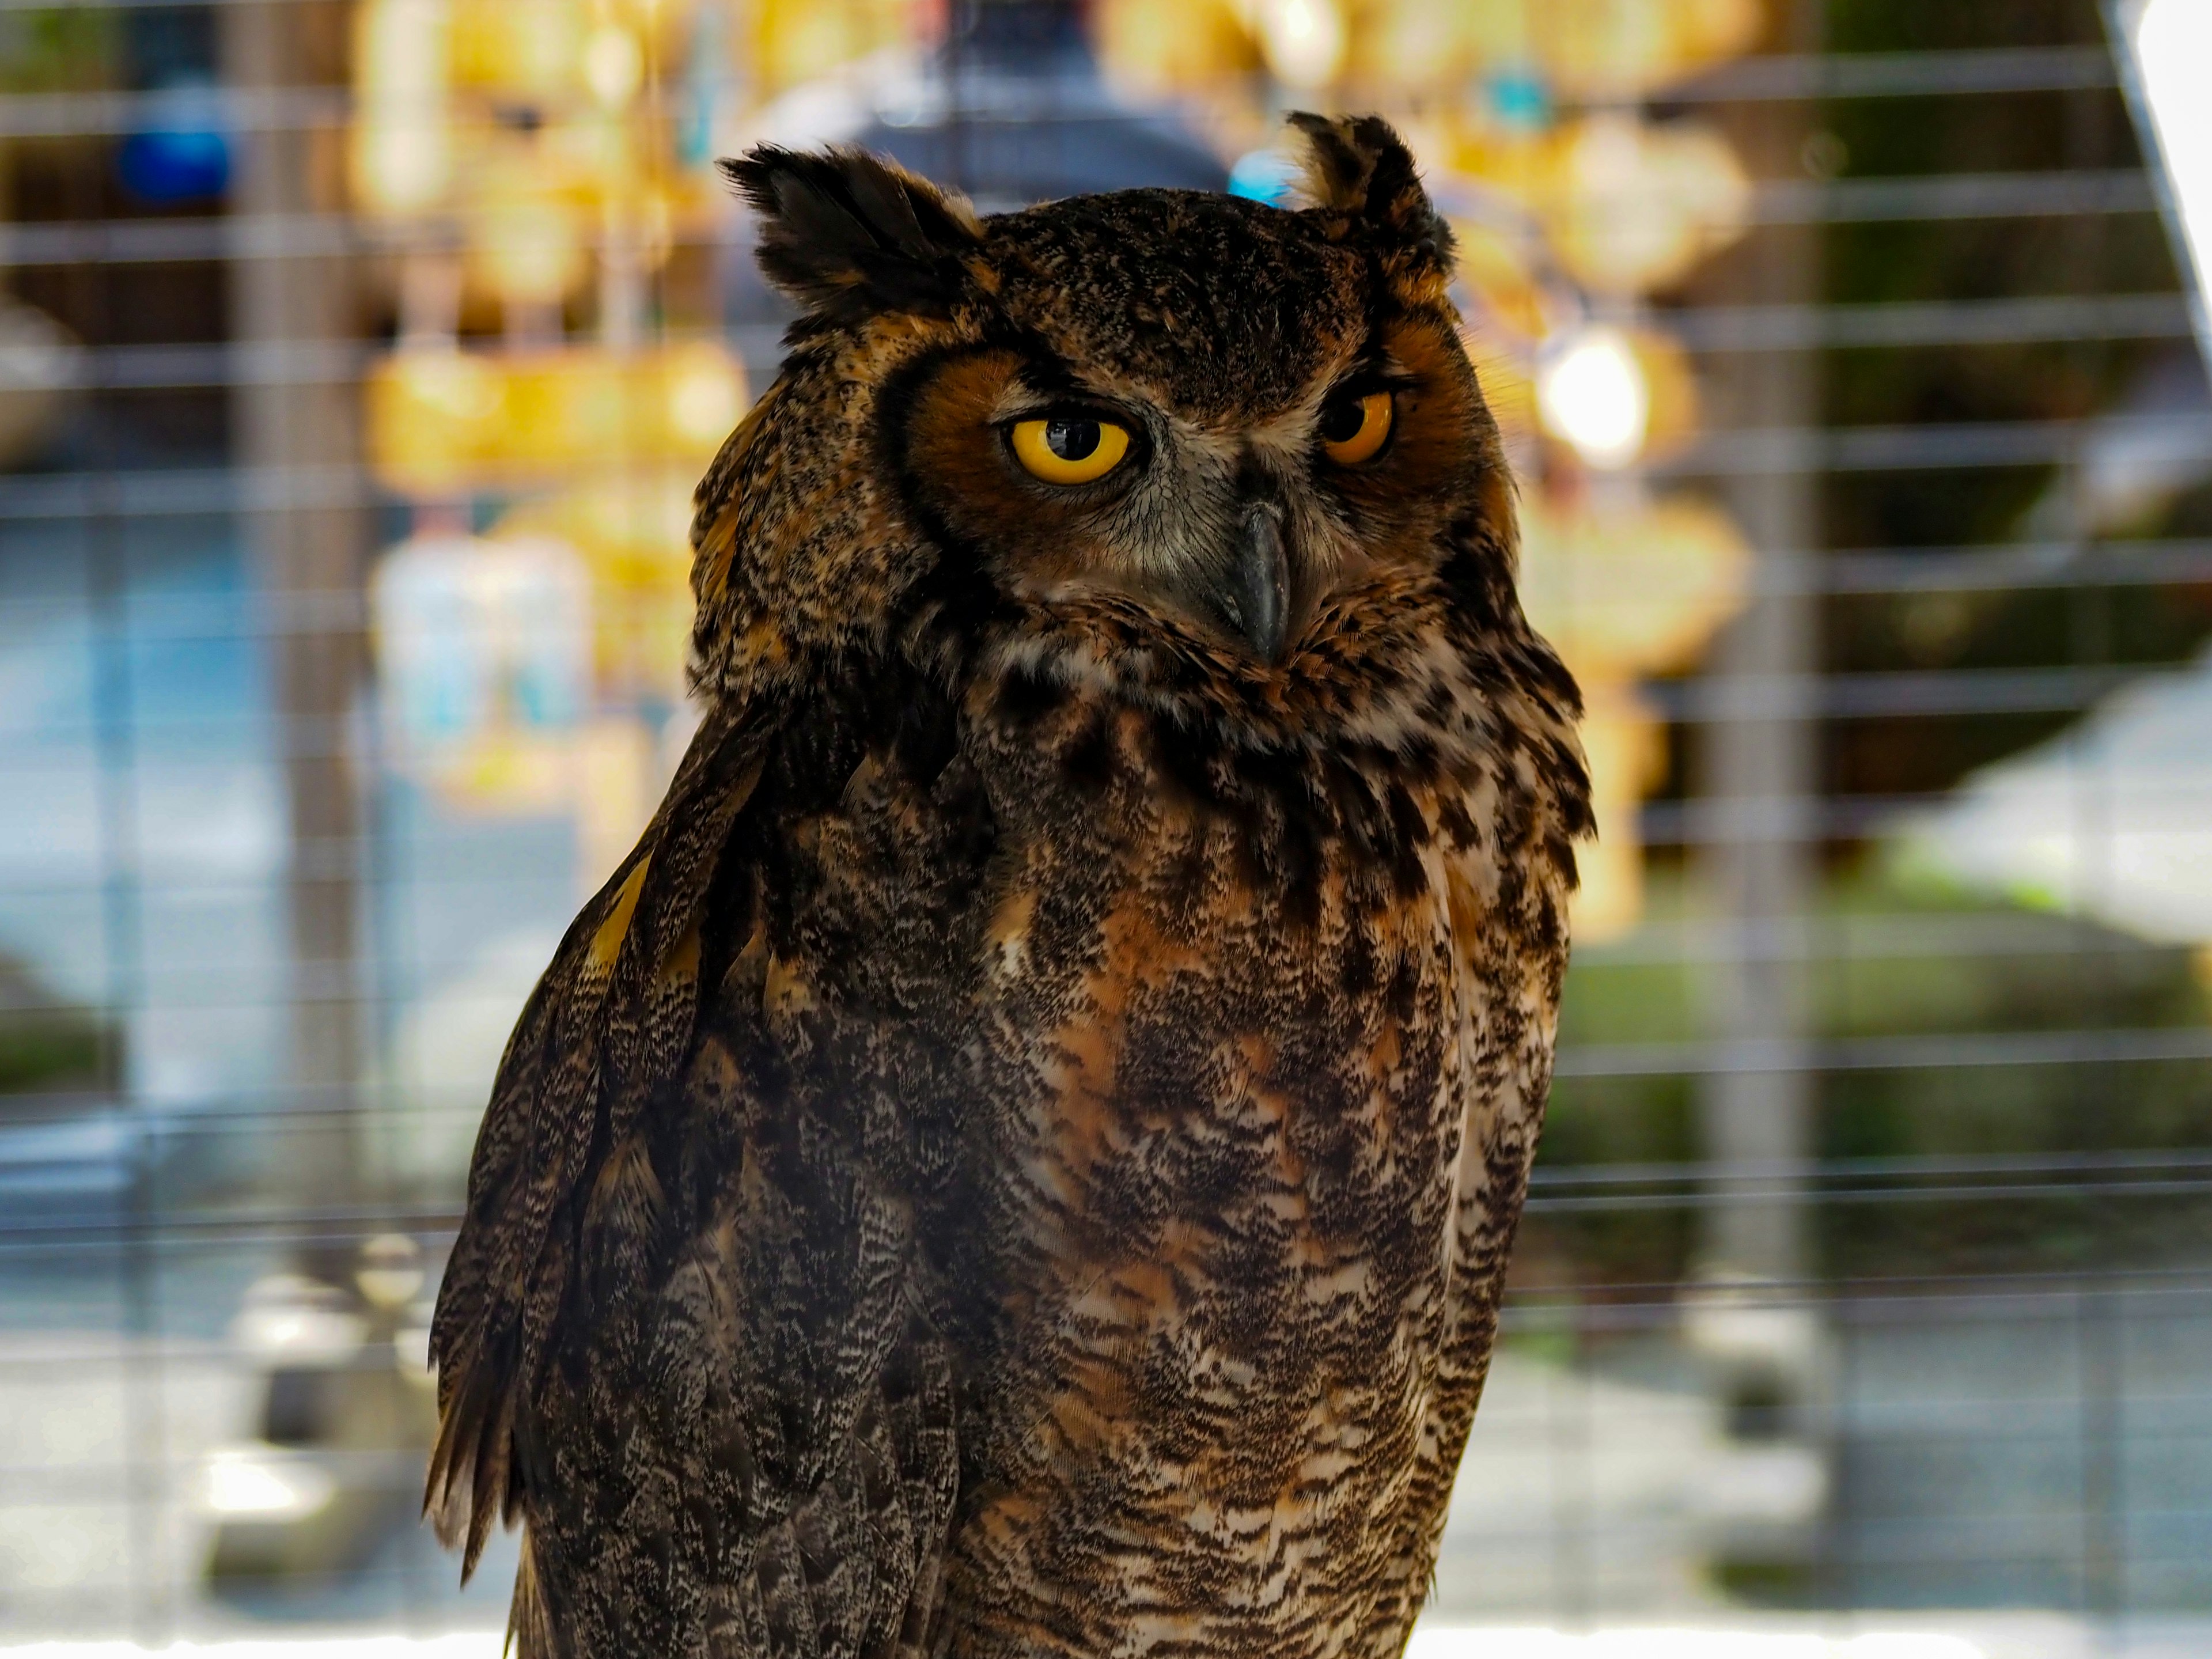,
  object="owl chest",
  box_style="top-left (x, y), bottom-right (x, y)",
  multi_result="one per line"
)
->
top-left (969, 807), bottom-right (1471, 1430)
top-left (937, 822), bottom-right (1484, 1642)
